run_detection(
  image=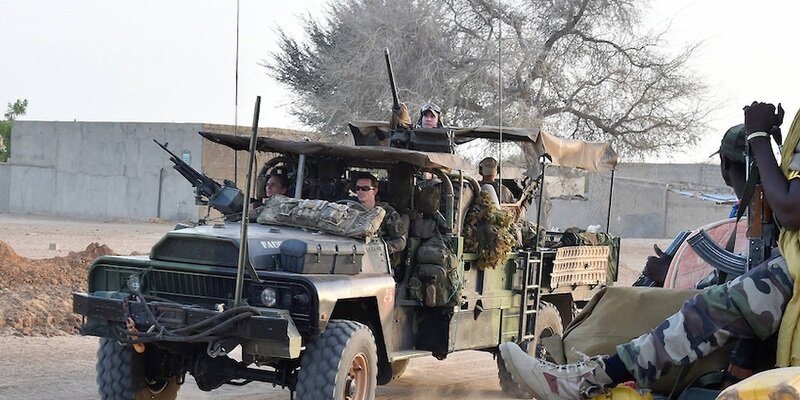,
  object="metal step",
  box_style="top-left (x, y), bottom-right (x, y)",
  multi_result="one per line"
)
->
top-left (389, 350), bottom-right (432, 361)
